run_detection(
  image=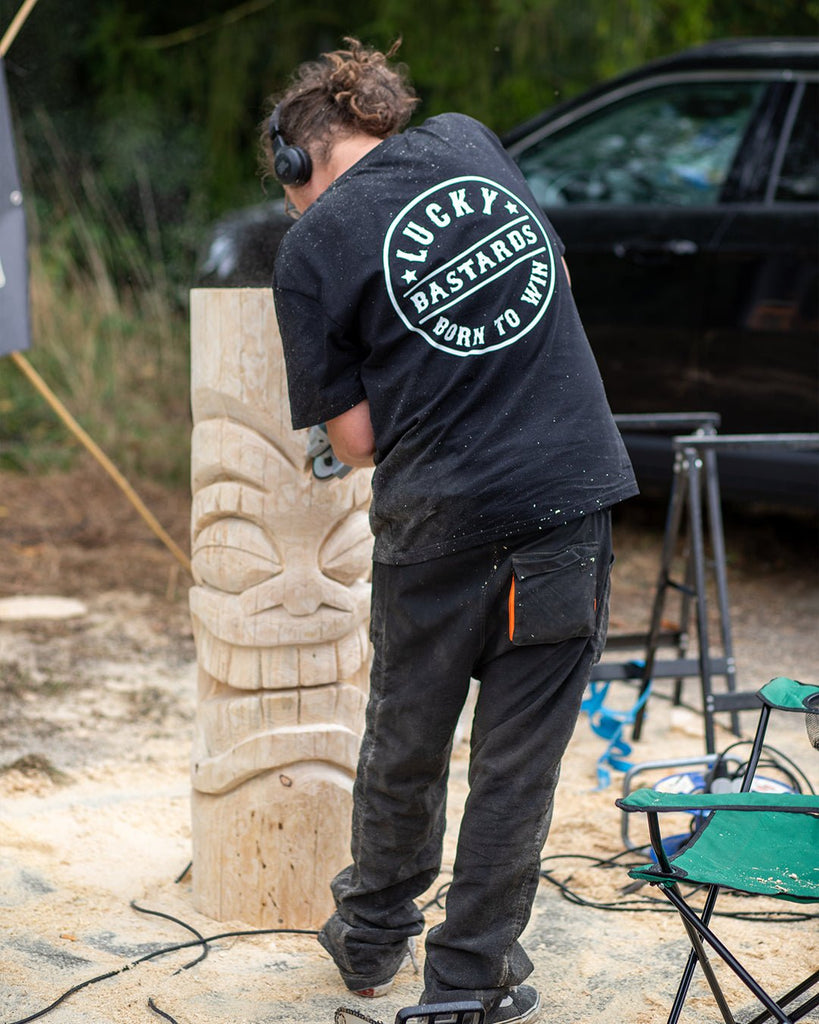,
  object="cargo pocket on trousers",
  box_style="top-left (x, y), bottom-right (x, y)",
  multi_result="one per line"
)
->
top-left (508, 542), bottom-right (599, 646)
